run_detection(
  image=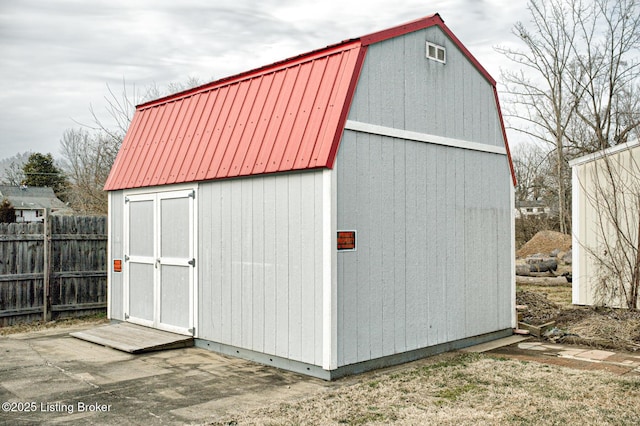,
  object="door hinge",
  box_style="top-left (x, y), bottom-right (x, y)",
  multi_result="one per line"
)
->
top-left (124, 254), bottom-right (130, 261)
top-left (188, 327), bottom-right (195, 336)
top-left (124, 196), bottom-right (129, 203)
top-left (188, 190), bottom-right (196, 199)
top-left (188, 258), bottom-right (196, 267)
top-left (124, 313), bottom-right (130, 319)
